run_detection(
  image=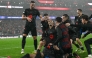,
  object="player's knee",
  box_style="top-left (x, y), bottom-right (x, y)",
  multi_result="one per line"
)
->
top-left (76, 38), bottom-right (79, 41)
top-left (23, 34), bottom-right (27, 36)
top-left (39, 41), bottom-right (44, 46)
top-left (33, 36), bottom-right (37, 40)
